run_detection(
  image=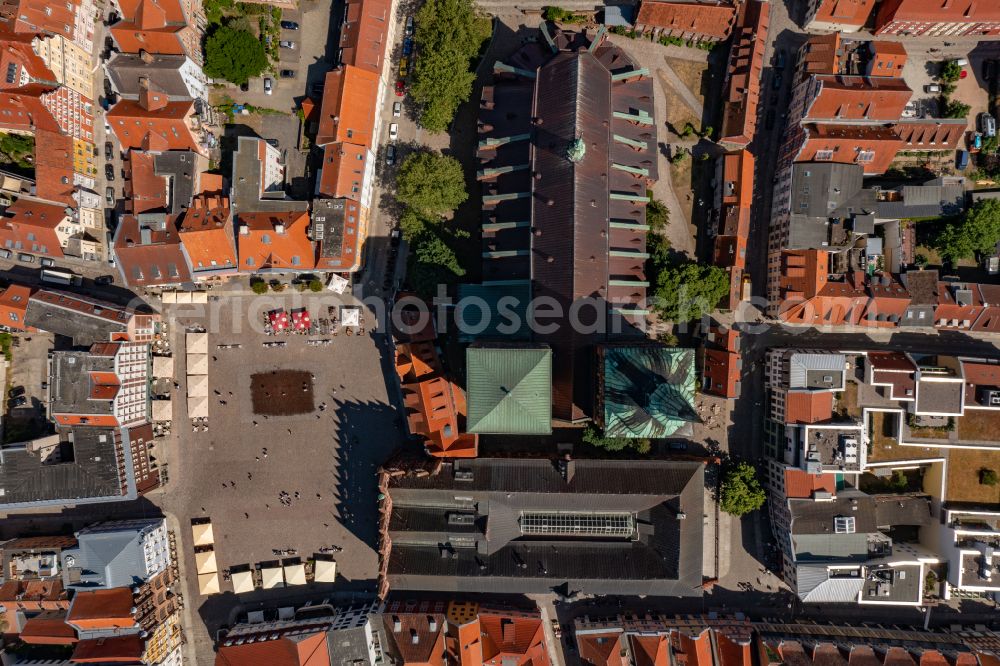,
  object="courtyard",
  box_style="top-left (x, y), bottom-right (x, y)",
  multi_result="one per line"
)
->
top-left (154, 293), bottom-right (403, 662)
